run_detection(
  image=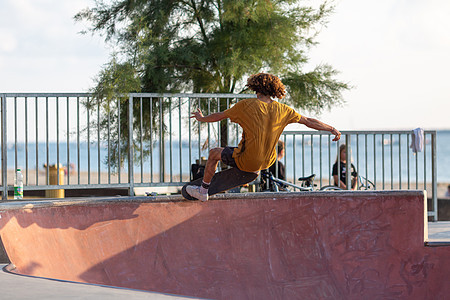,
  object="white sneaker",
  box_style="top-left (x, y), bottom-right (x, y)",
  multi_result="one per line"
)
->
top-left (186, 185), bottom-right (209, 202)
